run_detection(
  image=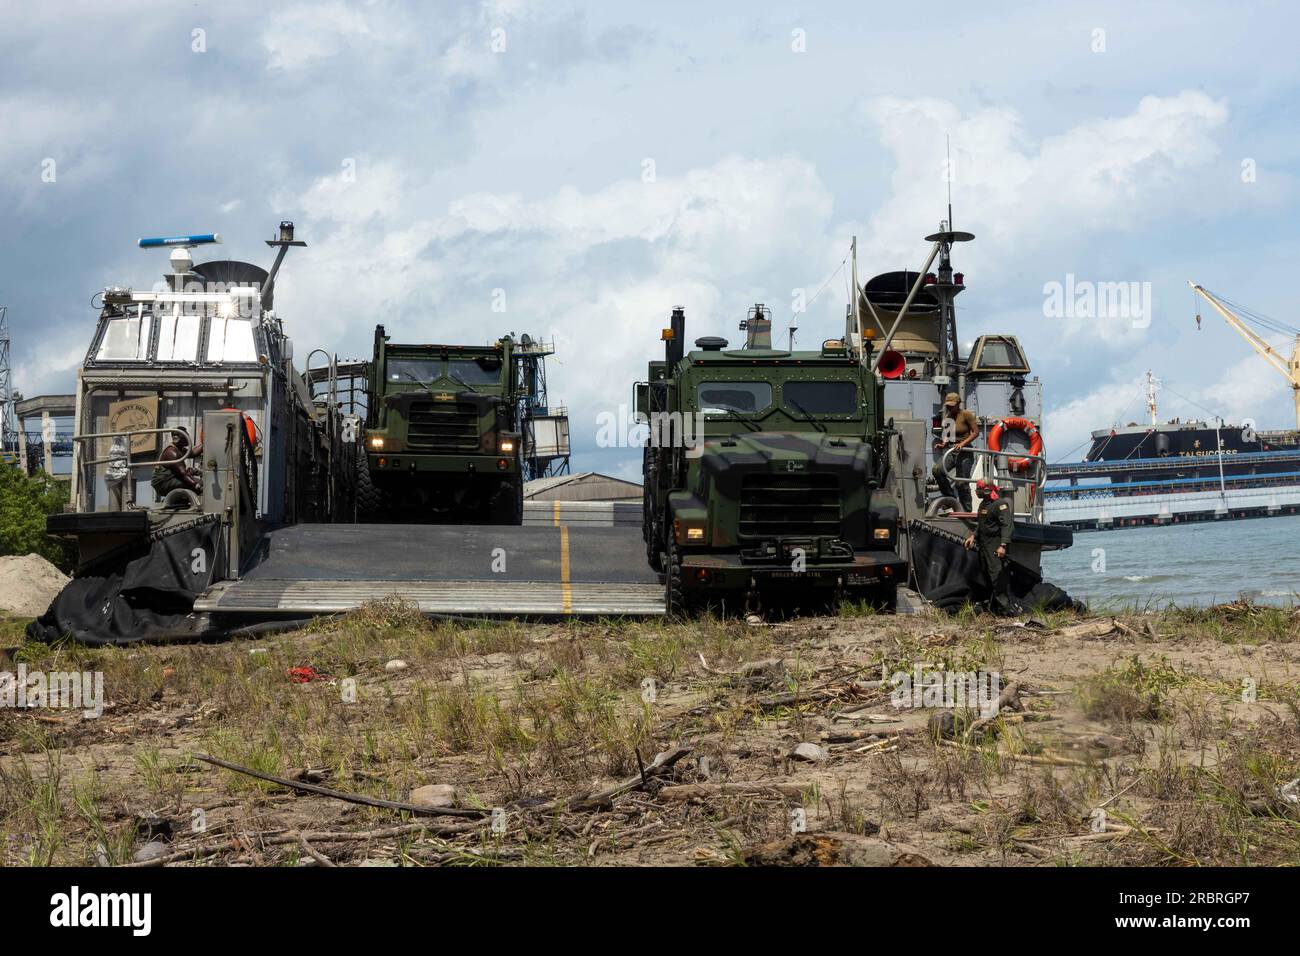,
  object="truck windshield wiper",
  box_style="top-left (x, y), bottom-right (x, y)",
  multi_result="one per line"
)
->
top-left (449, 371), bottom-right (479, 393)
top-left (403, 371), bottom-right (435, 395)
top-left (786, 398), bottom-right (827, 433)
top-left (704, 406), bottom-right (758, 431)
